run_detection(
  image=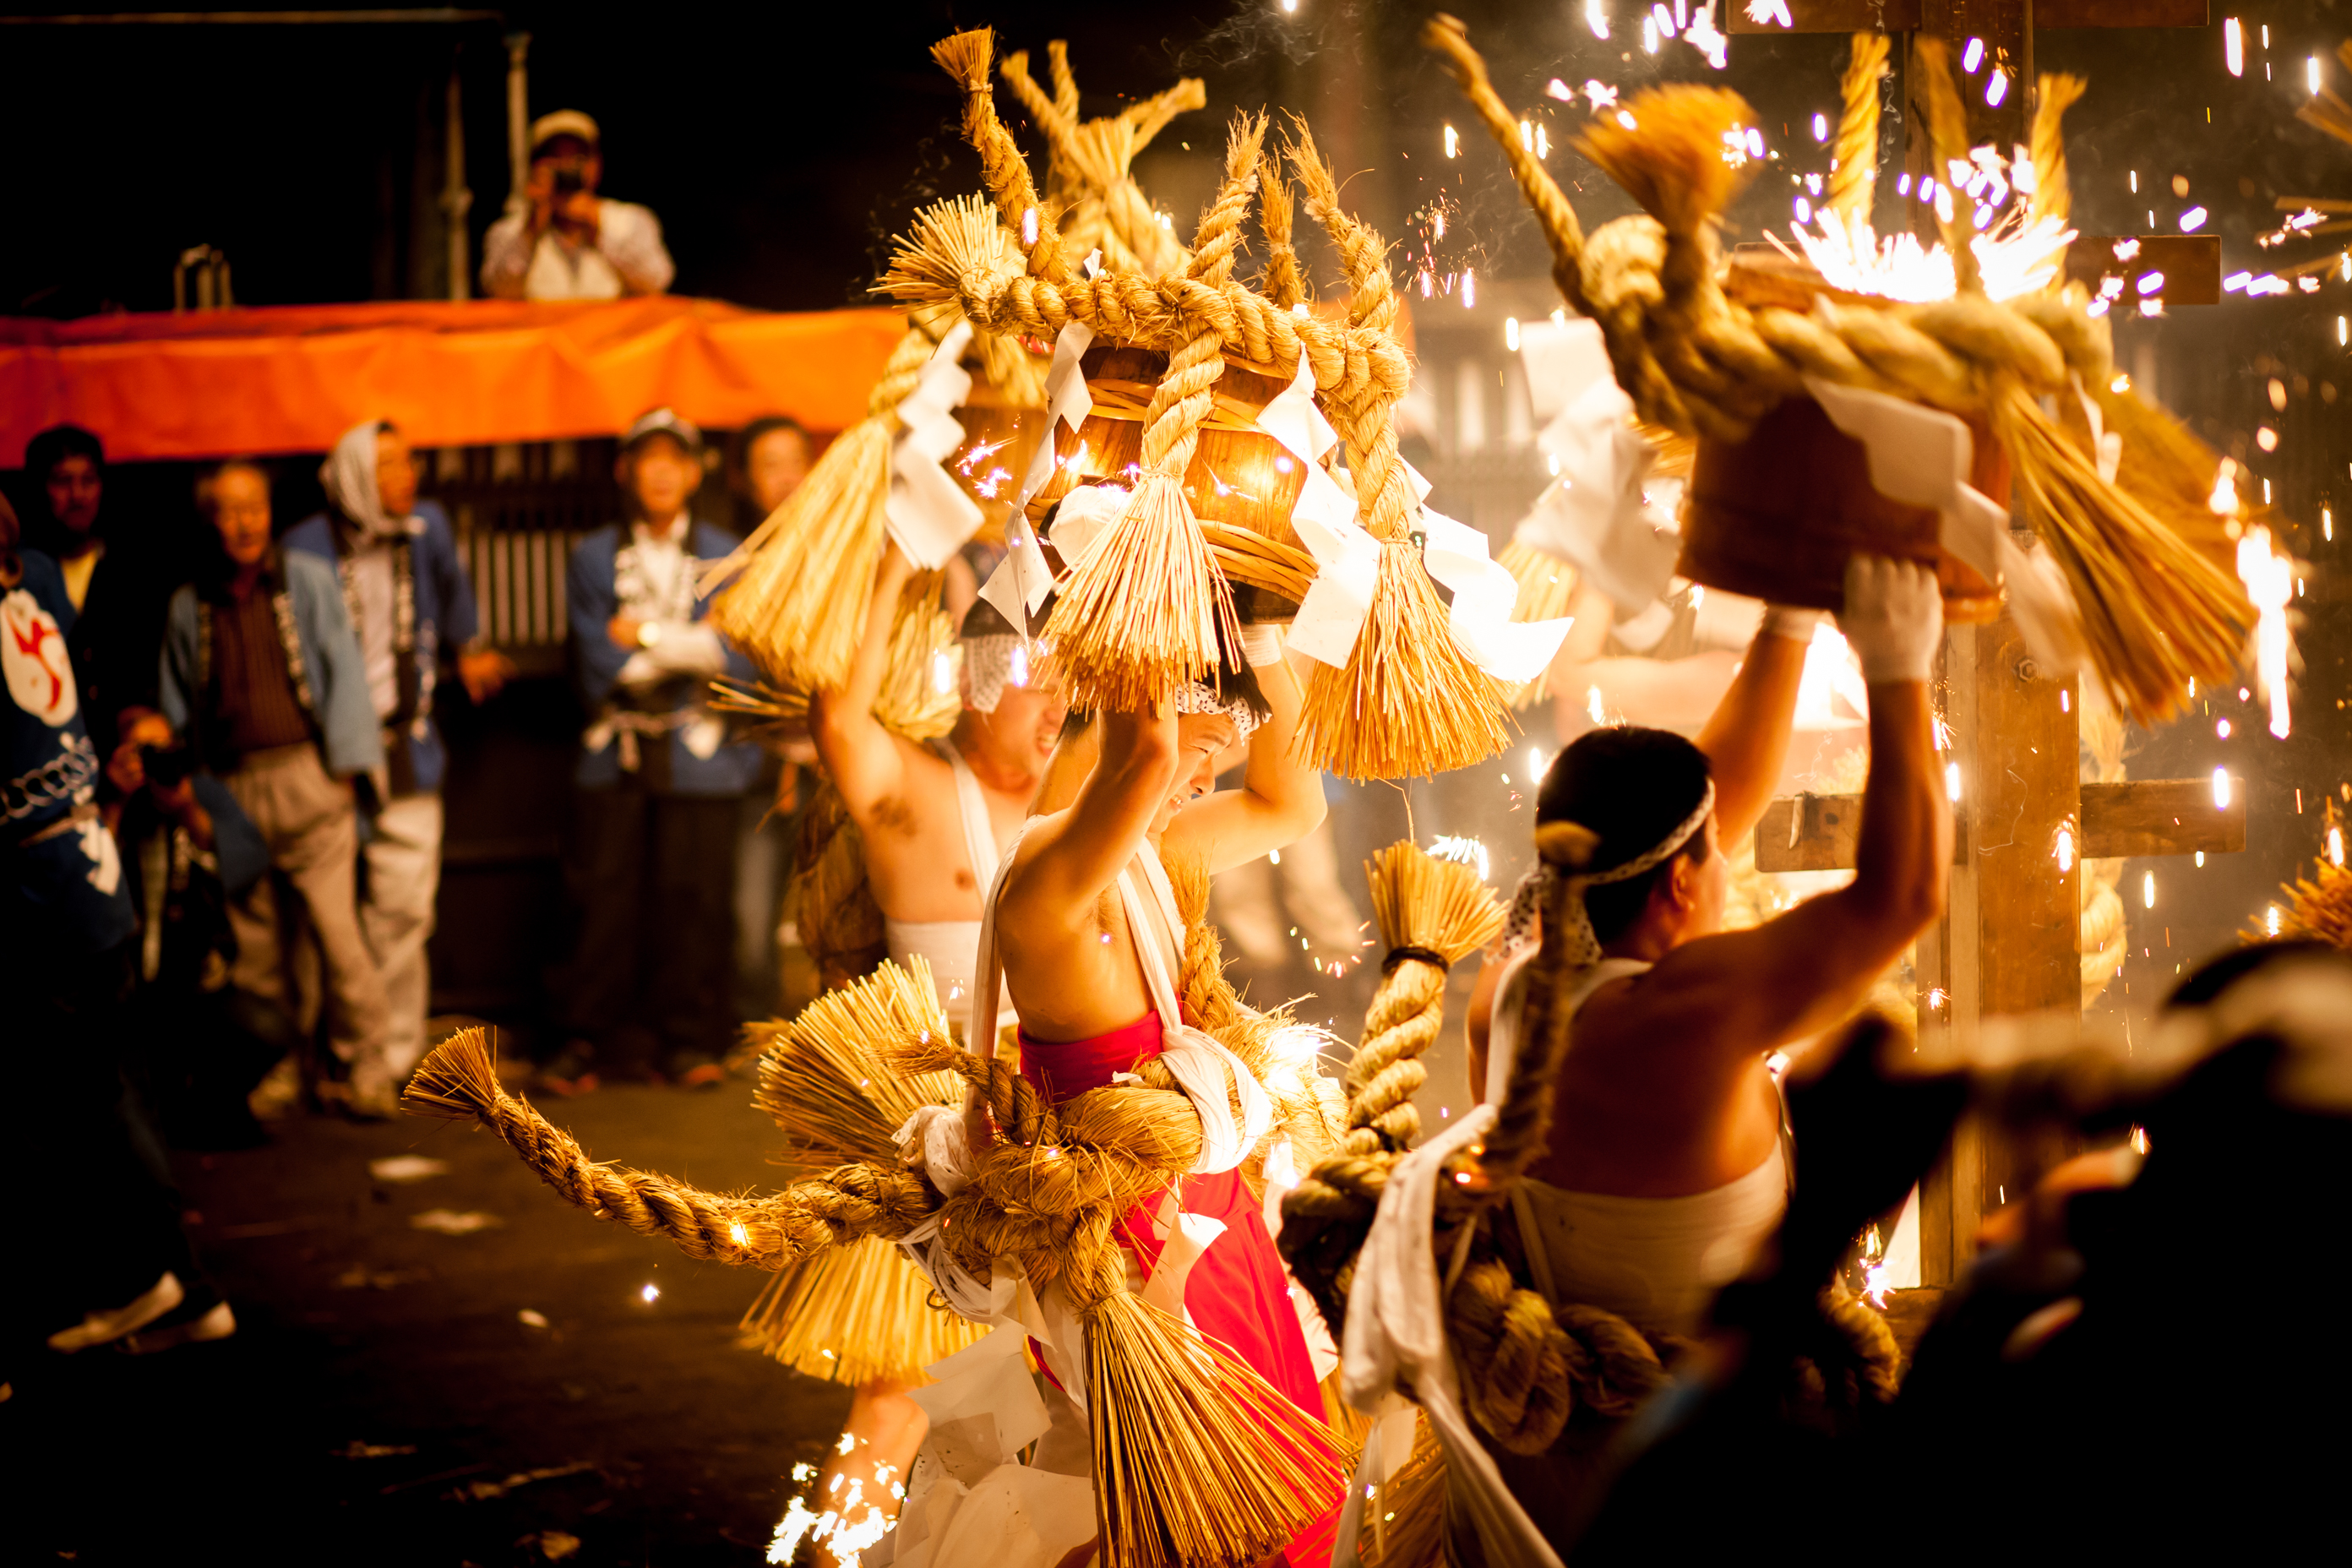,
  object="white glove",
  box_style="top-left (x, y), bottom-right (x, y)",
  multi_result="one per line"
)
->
top-left (1761, 604), bottom-right (1824, 642)
top-left (1836, 554), bottom-right (1943, 684)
